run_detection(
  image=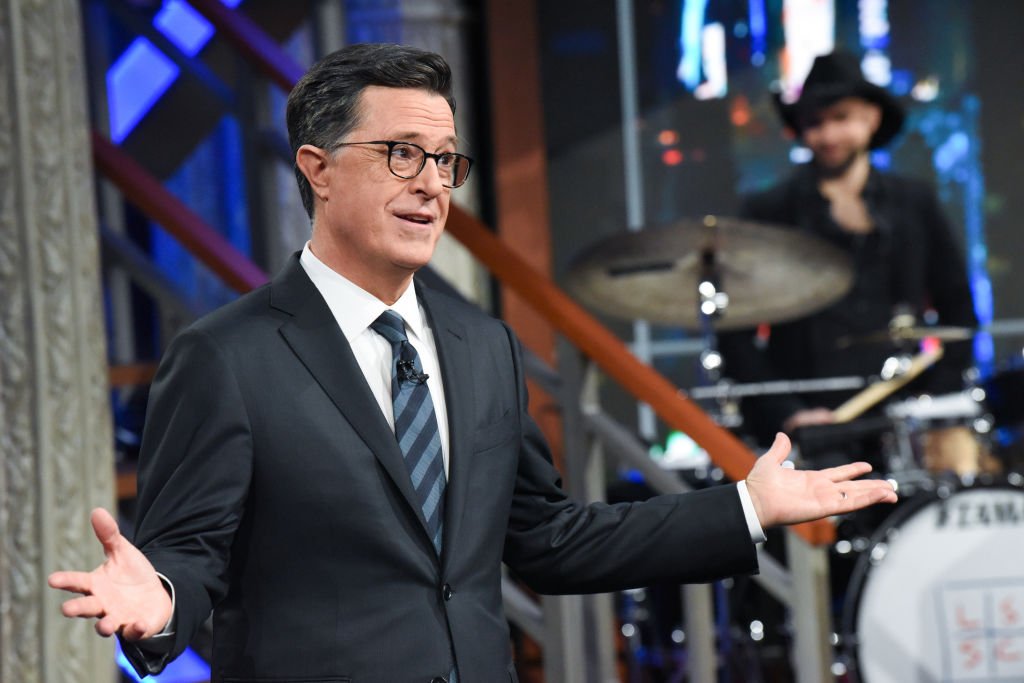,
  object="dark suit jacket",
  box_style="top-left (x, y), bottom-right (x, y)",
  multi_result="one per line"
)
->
top-left (126, 254), bottom-right (757, 682)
